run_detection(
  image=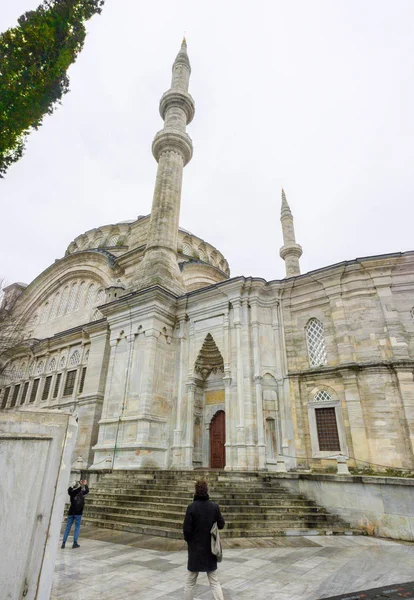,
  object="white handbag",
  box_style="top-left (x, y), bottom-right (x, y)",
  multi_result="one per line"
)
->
top-left (210, 522), bottom-right (223, 562)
